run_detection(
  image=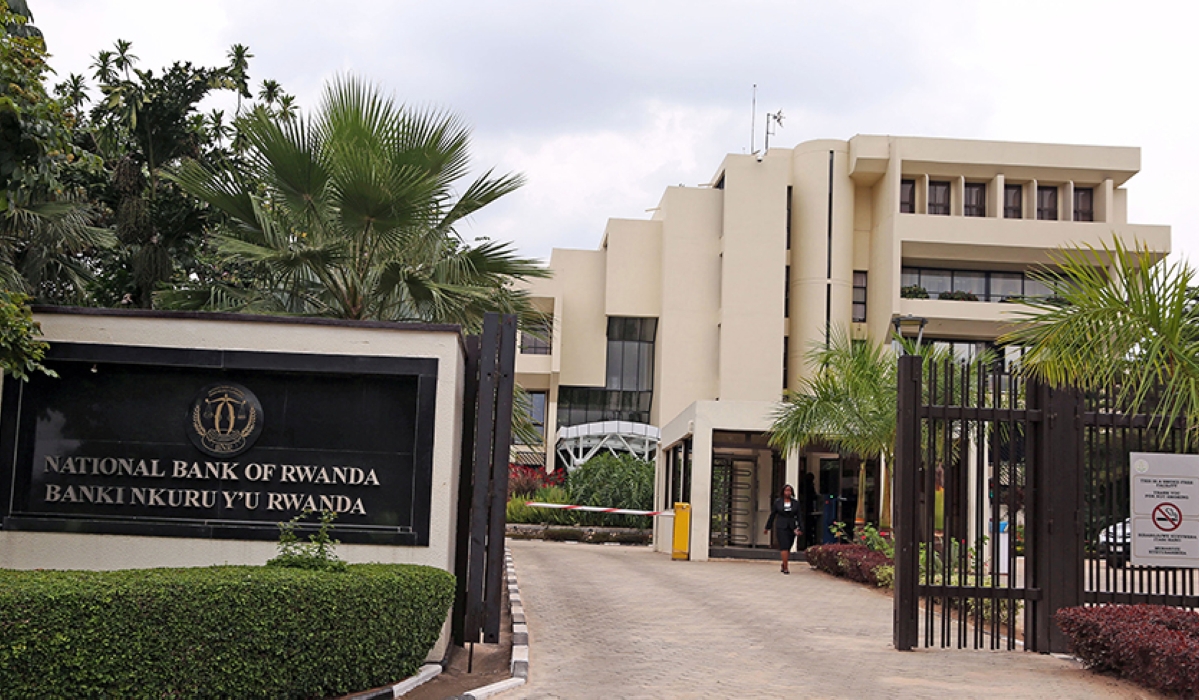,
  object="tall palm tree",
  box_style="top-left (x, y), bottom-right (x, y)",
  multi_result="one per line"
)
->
top-left (112, 39), bottom-right (137, 80)
top-left (162, 76), bottom-right (548, 328)
top-left (770, 328), bottom-right (991, 532)
top-left (1001, 237), bottom-right (1199, 434)
top-left (770, 329), bottom-right (899, 530)
top-left (90, 50), bottom-right (116, 84)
